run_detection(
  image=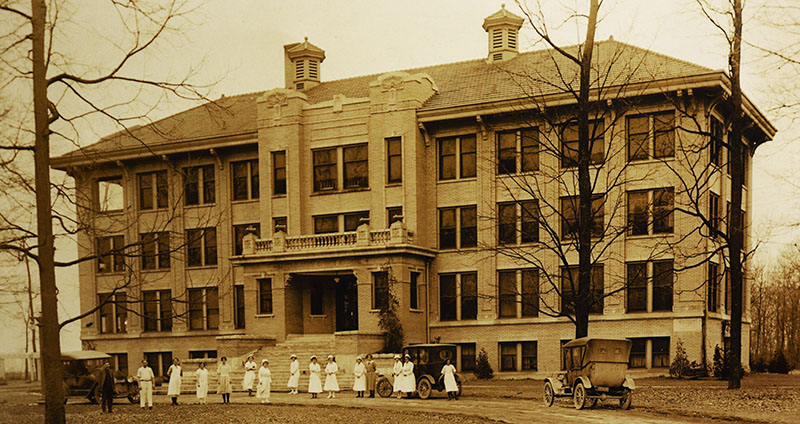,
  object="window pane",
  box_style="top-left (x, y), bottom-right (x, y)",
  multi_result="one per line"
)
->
top-left (138, 173), bottom-right (153, 210)
top-left (143, 292), bottom-right (158, 332)
top-left (410, 272), bottom-right (419, 310)
top-left (629, 338), bottom-right (647, 368)
top-left (460, 343), bottom-right (476, 371)
top-left (560, 267), bottom-right (577, 315)
top-left (372, 271), bottom-right (389, 310)
top-left (628, 191), bottom-right (649, 235)
top-left (654, 111), bottom-right (675, 158)
top-left (653, 188), bottom-right (674, 233)
top-left (387, 207), bottom-right (403, 226)
top-left (201, 165), bottom-right (215, 204)
top-left (500, 342), bottom-right (517, 371)
top-left (344, 211), bottom-right (369, 232)
top-left (521, 128), bottom-right (539, 172)
top-left (313, 149), bottom-right (337, 191)
top-left (204, 228), bottom-right (217, 266)
top-left (141, 233), bottom-right (156, 270)
top-left (160, 291), bottom-right (172, 331)
top-left (627, 115), bottom-right (649, 161)
top-left (186, 229), bottom-right (202, 267)
top-left (97, 178), bottom-right (124, 211)
top-left (460, 206), bottom-right (477, 248)
top-left (460, 135), bottom-right (476, 178)
top-left (461, 273), bottom-right (477, 320)
top-left (259, 278), bottom-right (273, 314)
top-left (233, 223), bottom-right (260, 256)
top-left (521, 200), bottom-right (539, 243)
top-left (499, 271), bottom-right (516, 318)
top-left (627, 263), bottom-right (647, 312)
top-left (314, 215), bottom-right (338, 234)
top-left (234, 285), bottom-right (245, 329)
top-left (560, 197), bottom-right (577, 238)
top-left (521, 270), bottom-right (538, 317)
top-left (273, 151), bottom-right (286, 195)
top-left (157, 232), bottom-right (170, 269)
top-left (652, 337), bottom-right (670, 367)
top-left (111, 236), bottom-right (125, 272)
top-left (387, 138), bottom-right (402, 183)
top-left (653, 260), bottom-right (673, 311)
top-left (561, 124), bottom-right (579, 168)
top-left (439, 274), bottom-right (457, 321)
top-left (591, 265), bottom-right (604, 314)
top-left (439, 208), bottom-right (456, 249)
top-left (343, 144), bottom-right (368, 189)
top-left (189, 289), bottom-right (204, 330)
top-left (250, 159), bottom-right (259, 198)
top-left (206, 288), bottom-right (219, 329)
top-left (232, 161), bottom-right (248, 200)
top-left (273, 217), bottom-right (287, 234)
top-left (156, 171), bottom-right (168, 208)
top-left (522, 341), bottom-right (537, 371)
top-left (439, 138), bottom-right (456, 180)
top-left (498, 203), bottom-right (516, 245)
top-left (497, 131), bottom-right (516, 174)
